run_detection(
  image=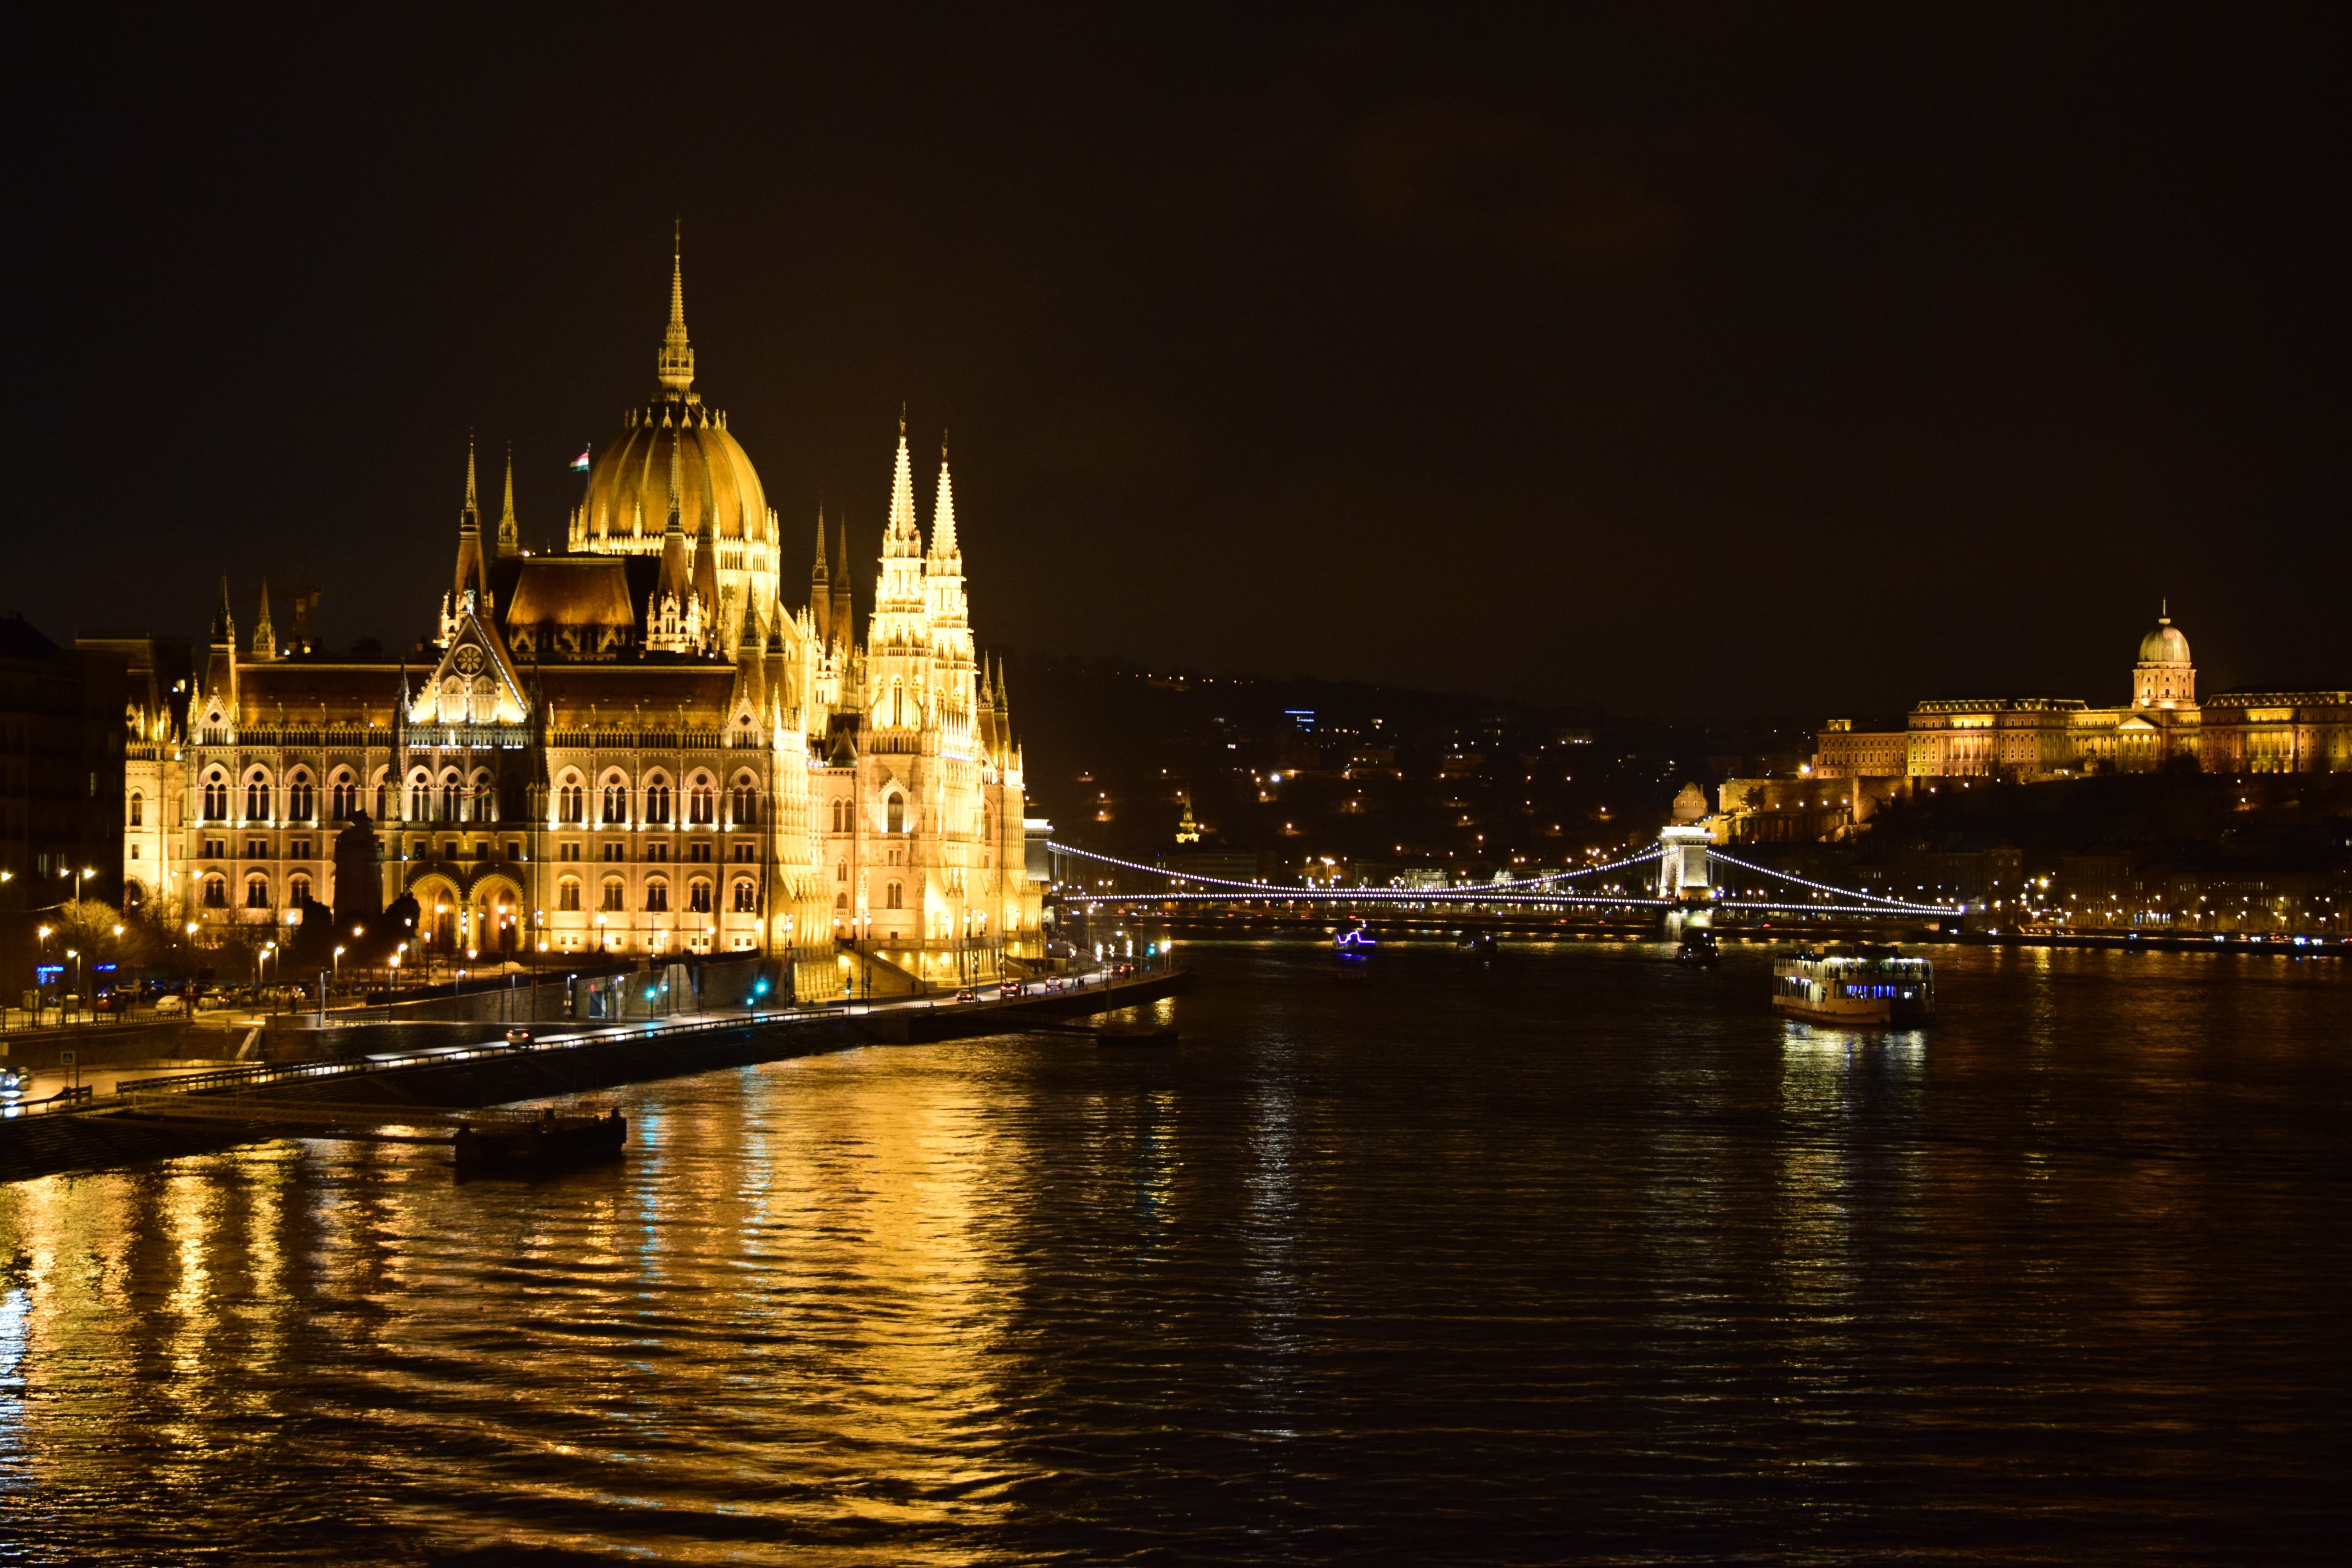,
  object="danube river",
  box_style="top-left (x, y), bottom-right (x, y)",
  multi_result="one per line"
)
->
top-left (2, 943), bottom-right (2344, 1563)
